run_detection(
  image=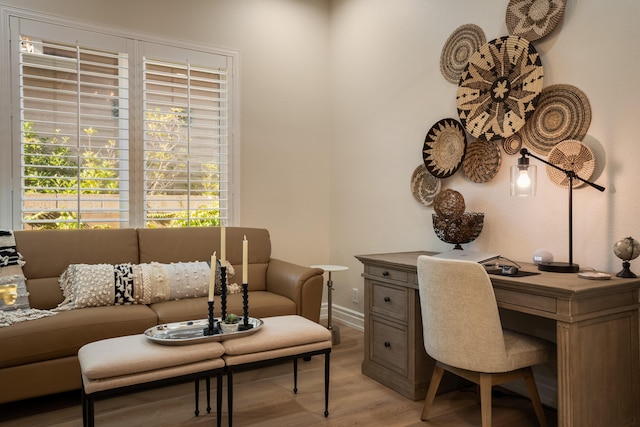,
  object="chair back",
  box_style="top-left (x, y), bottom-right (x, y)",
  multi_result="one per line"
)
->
top-left (417, 255), bottom-right (510, 372)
